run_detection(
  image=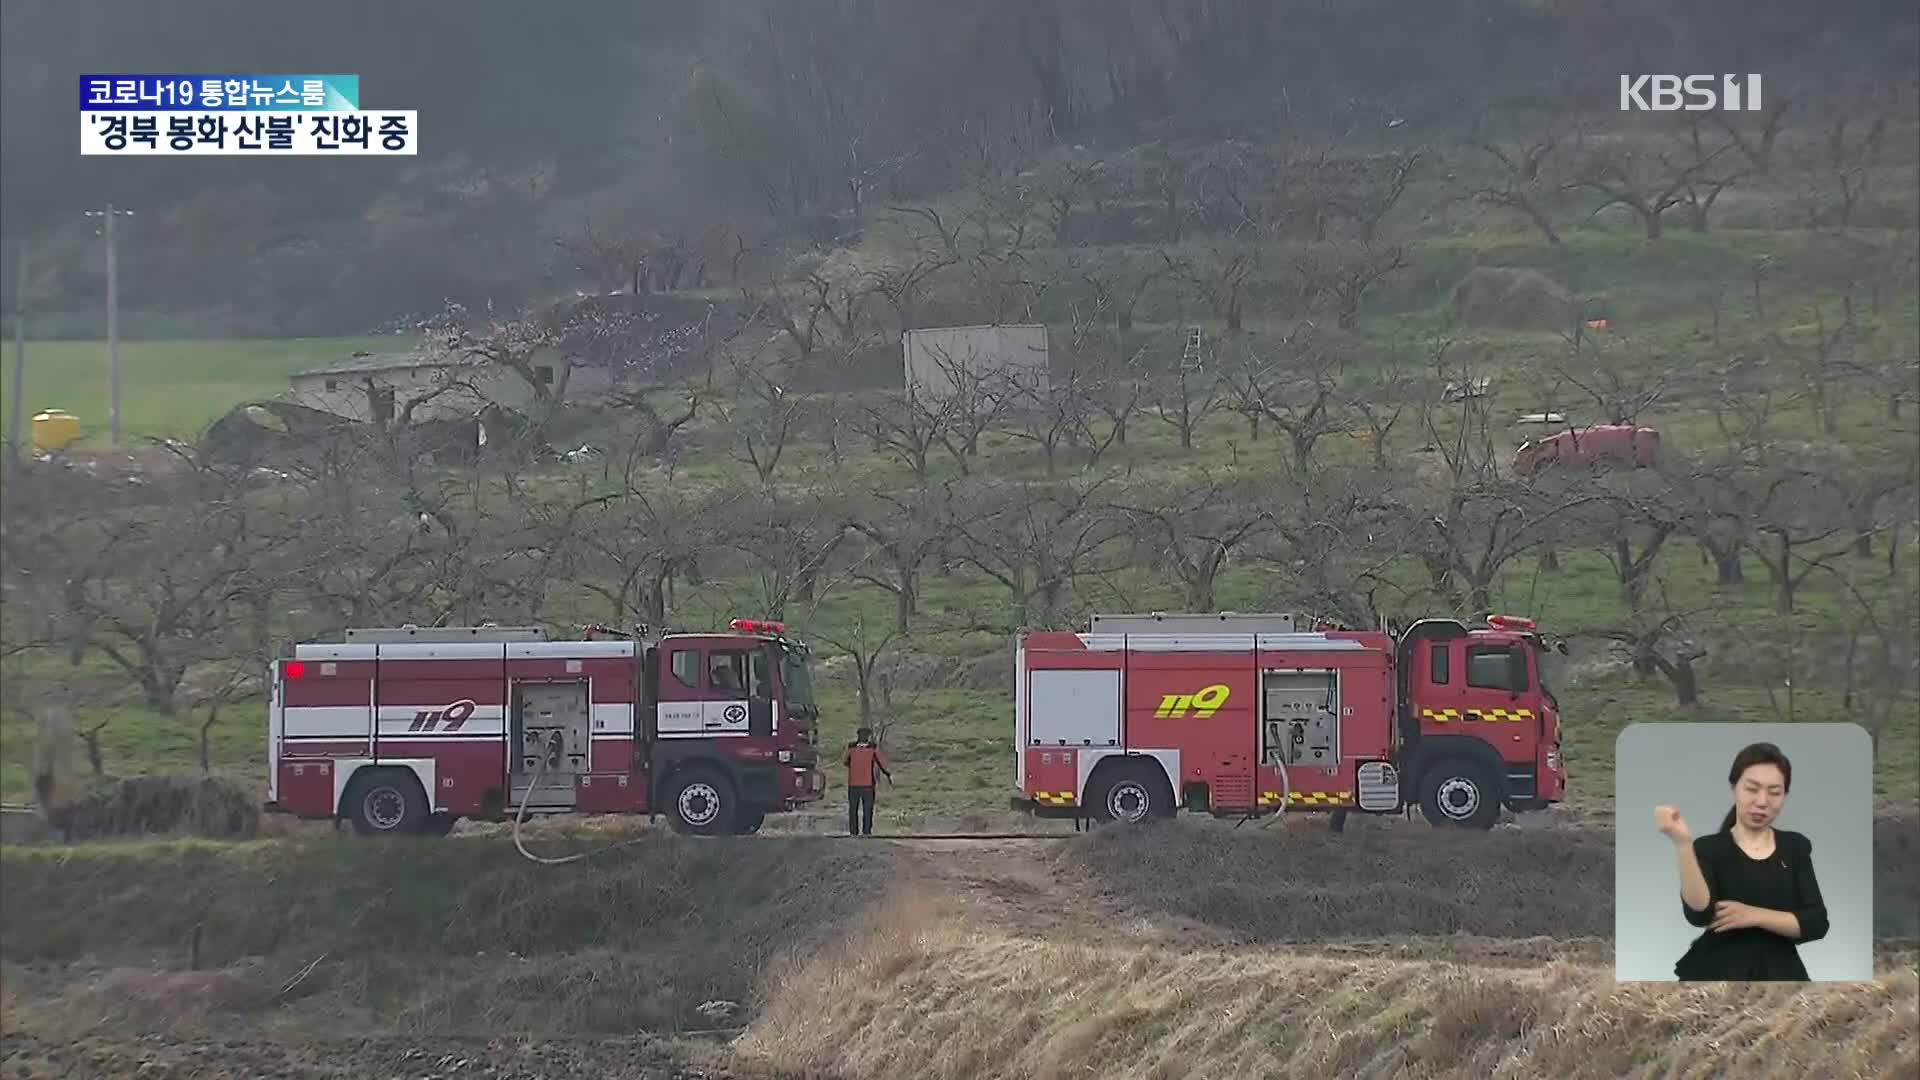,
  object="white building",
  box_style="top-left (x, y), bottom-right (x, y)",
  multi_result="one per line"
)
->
top-left (287, 349), bottom-right (615, 423)
top-left (902, 324), bottom-right (1051, 401)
